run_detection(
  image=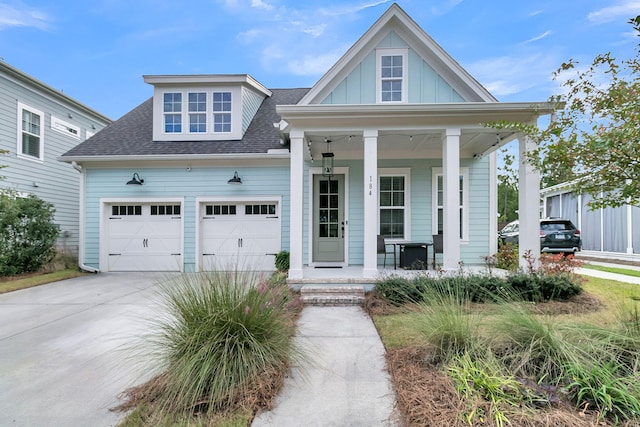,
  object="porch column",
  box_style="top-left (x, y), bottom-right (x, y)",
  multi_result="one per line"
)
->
top-left (289, 129), bottom-right (305, 279)
top-left (363, 129), bottom-right (378, 278)
top-left (518, 135), bottom-right (540, 268)
top-left (443, 128), bottom-right (461, 269)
